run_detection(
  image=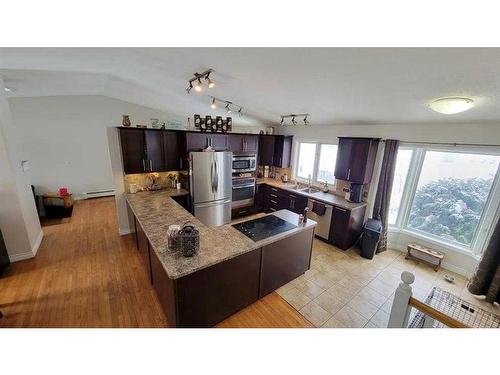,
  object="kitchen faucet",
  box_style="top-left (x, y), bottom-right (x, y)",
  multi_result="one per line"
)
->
top-left (308, 174), bottom-right (312, 188)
